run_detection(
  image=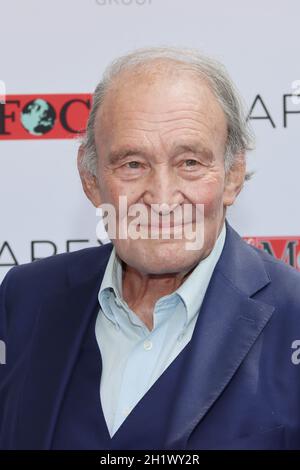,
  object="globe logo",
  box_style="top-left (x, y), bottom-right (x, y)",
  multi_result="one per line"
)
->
top-left (21, 99), bottom-right (56, 136)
